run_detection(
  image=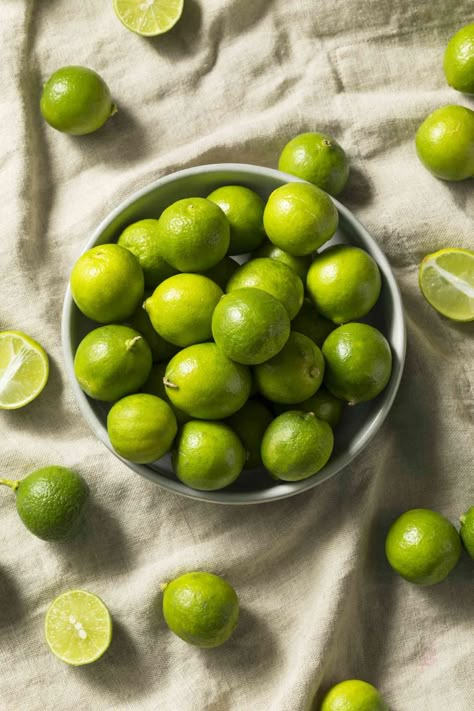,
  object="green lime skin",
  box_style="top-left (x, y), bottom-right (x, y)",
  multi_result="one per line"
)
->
top-left (14, 467), bottom-right (89, 541)
top-left (141, 362), bottom-right (190, 424)
top-left (162, 571), bottom-right (239, 648)
top-left (254, 332), bottom-right (325, 404)
top-left (40, 66), bottom-right (116, 135)
top-left (126, 299), bottom-right (178, 362)
top-left (274, 387), bottom-right (344, 429)
top-left (144, 274), bottom-right (223, 347)
top-left (263, 182), bottom-right (339, 256)
top-left (459, 506), bottom-right (474, 559)
top-left (307, 245), bottom-right (382, 324)
top-left (444, 24), bottom-right (474, 94)
top-left (321, 679), bottom-right (388, 711)
top-left (385, 509), bottom-right (462, 585)
top-left (164, 343), bottom-right (251, 419)
top-left (157, 198), bottom-right (230, 272)
top-left (291, 298), bottom-right (335, 347)
top-left (415, 105), bottom-right (474, 181)
top-left (172, 420), bottom-right (246, 490)
top-left (117, 219), bottom-right (177, 288)
top-left (227, 257), bottom-right (304, 320)
top-left (212, 288), bottom-right (290, 365)
top-left (71, 244), bottom-right (144, 324)
top-left (200, 256), bottom-right (240, 290)
top-left (207, 185), bottom-right (266, 255)
top-left (278, 132), bottom-right (350, 196)
top-left (227, 399), bottom-right (274, 469)
top-left (261, 411), bottom-right (333, 481)
top-left (74, 325), bottom-right (152, 402)
top-left (107, 393), bottom-right (177, 464)
top-left (322, 323), bottom-right (392, 404)
top-left (255, 242), bottom-right (312, 282)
